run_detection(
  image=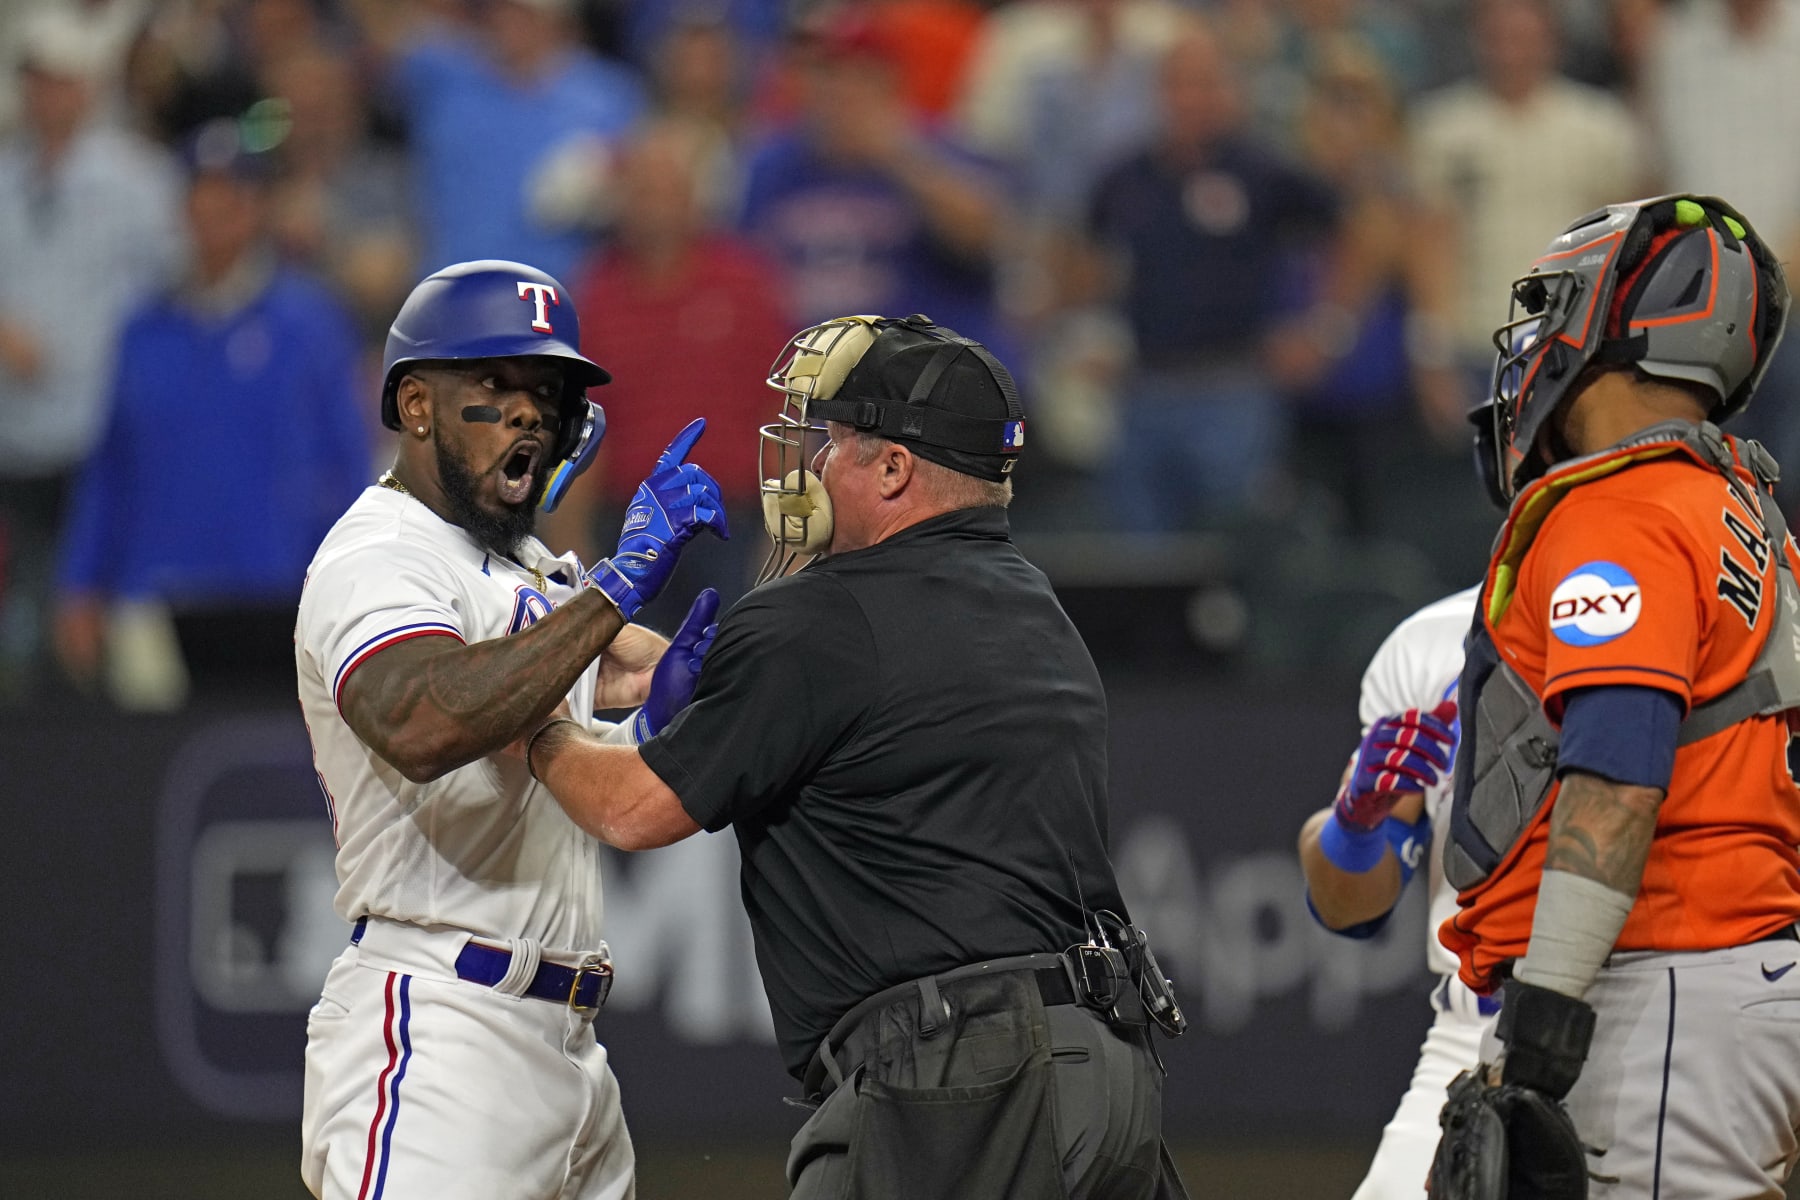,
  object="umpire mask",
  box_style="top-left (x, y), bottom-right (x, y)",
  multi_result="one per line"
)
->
top-left (758, 314), bottom-right (1025, 583)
